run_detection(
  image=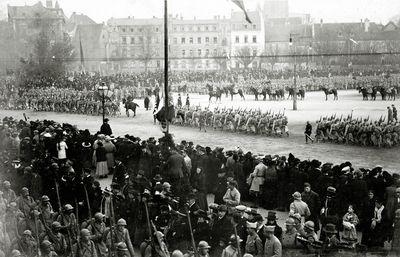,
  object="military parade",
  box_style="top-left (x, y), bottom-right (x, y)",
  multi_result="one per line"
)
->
top-left (1, 0), bottom-right (400, 256)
